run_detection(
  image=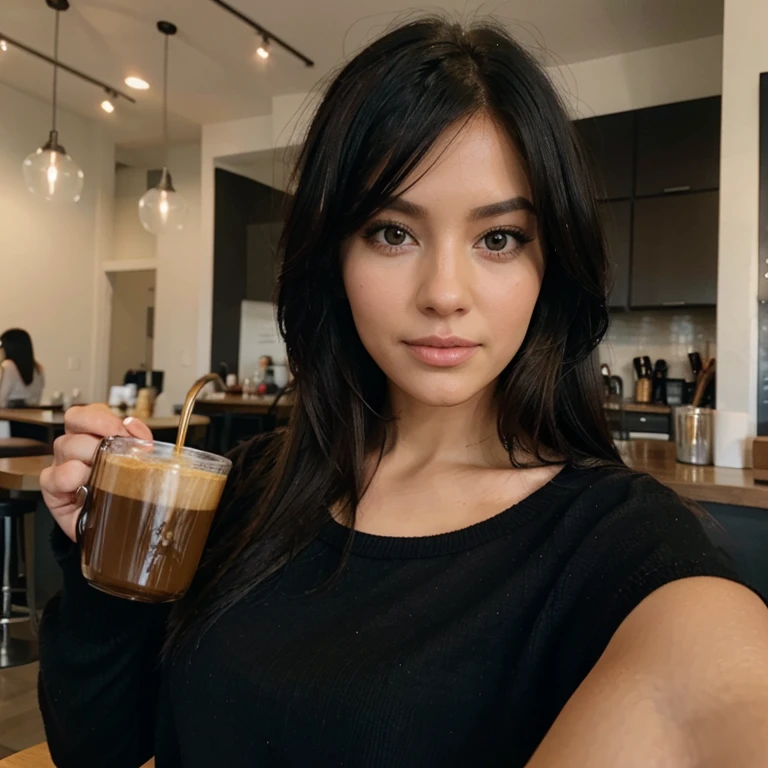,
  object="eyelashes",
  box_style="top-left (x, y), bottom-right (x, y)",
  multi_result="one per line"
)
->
top-left (360, 219), bottom-right (534, 260)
